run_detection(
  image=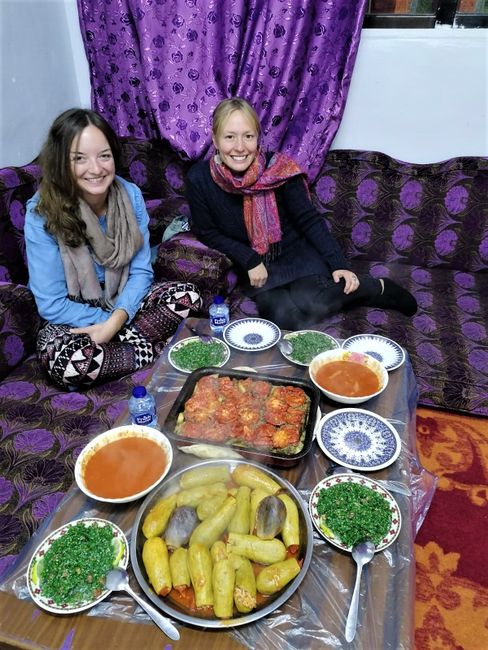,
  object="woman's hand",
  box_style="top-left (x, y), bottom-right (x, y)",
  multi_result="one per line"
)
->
top-left (248, 263), bottom-right (268, 289)
top-left (333, 269), bottom-right (360, 294)
top-left (70, 309), bottom-right (128, 344)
